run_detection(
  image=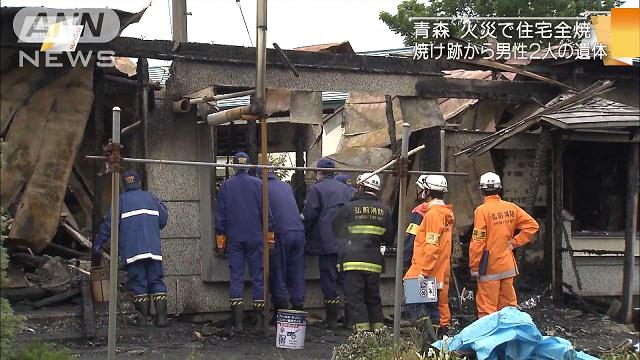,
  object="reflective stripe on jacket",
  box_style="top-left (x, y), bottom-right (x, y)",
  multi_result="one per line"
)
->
top-left (94, 186), bottom-right (169, 264)
top-left (403, 203), bottom-right (428, 270)
top-left (333, 192), bottom-right (394, 273)
top-left (469, 195), bottom-right (539, 282)
top-left (404, 199), bottom-right (454, 288)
